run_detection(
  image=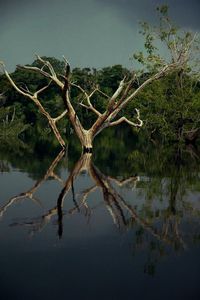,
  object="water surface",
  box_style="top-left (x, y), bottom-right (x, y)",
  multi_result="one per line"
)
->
top-left (0, 137), bottom-right (200, 300)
